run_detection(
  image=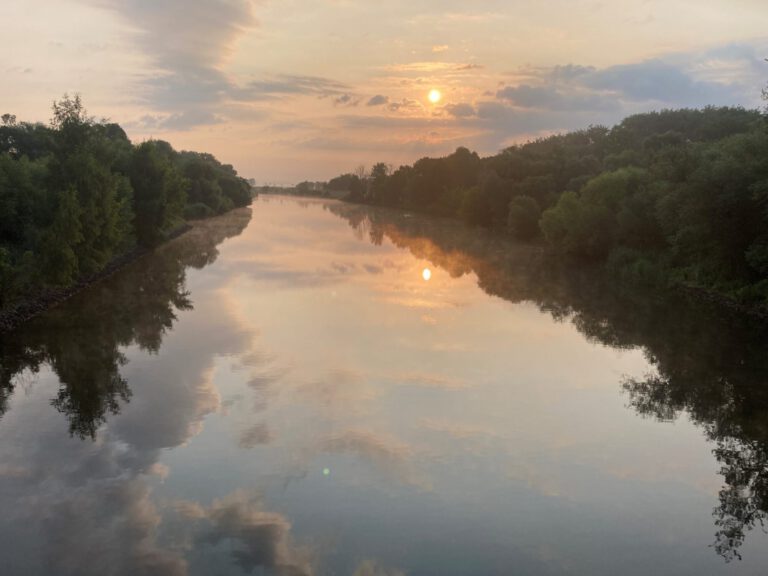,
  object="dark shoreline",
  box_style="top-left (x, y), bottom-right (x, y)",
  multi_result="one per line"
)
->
top-left (321, 194), bottom-right (768, 321)
top-left (0, 224), bottom-right (192, 334)
top-left (676, 283), bottom-right (768, 321)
